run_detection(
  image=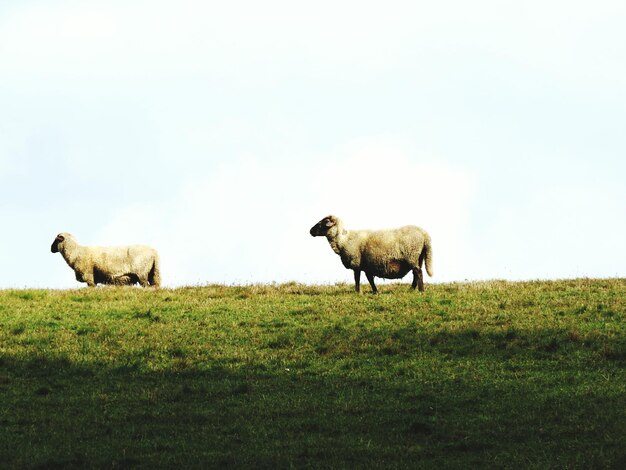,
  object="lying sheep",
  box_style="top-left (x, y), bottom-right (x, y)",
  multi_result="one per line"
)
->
top-left (51, 233), bottom-right (161, 287)
top-left (310, 215), bottom-right (433, 293)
